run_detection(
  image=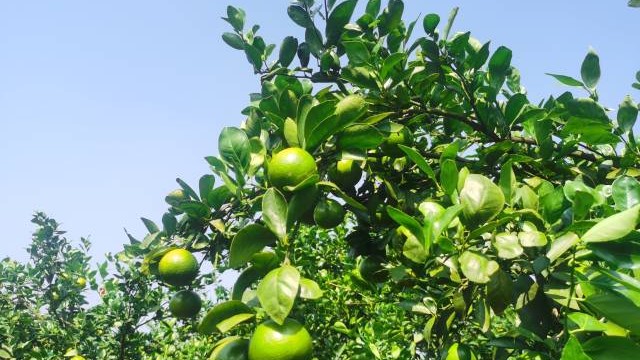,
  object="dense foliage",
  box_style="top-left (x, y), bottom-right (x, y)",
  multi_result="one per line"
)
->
top-left (3, 1), bottom-right (640, 359)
